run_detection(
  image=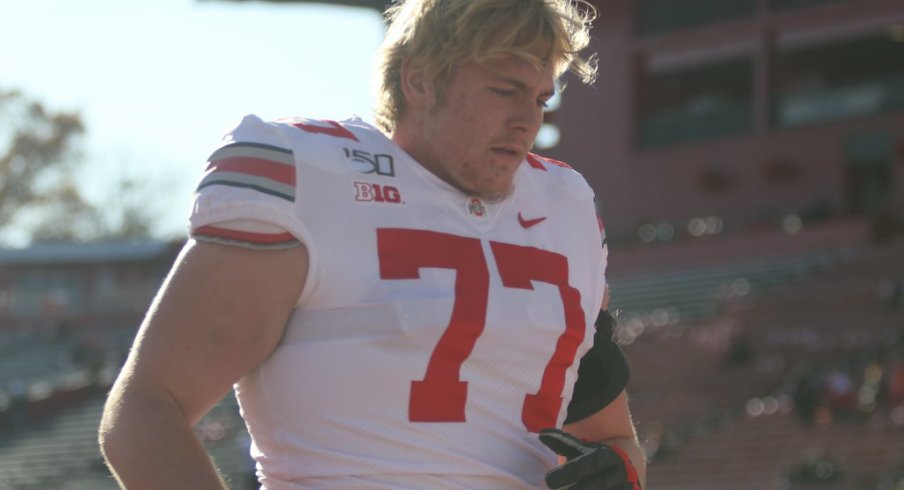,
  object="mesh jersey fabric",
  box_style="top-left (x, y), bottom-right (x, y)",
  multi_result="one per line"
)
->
top-left (189, 114), bottom-right (608, 489)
